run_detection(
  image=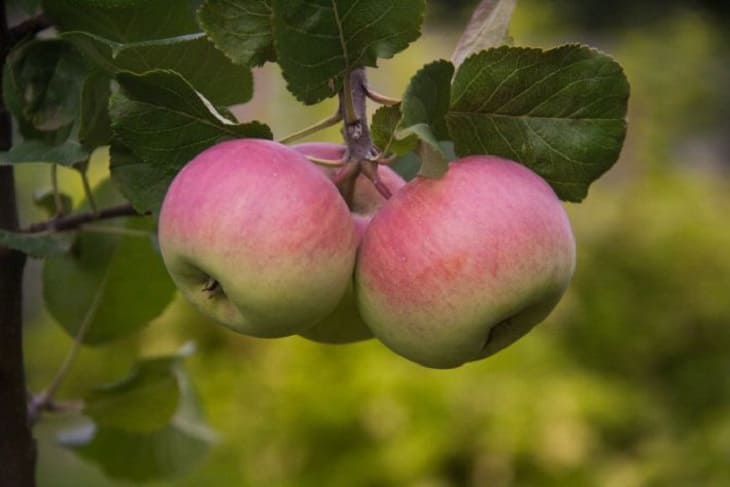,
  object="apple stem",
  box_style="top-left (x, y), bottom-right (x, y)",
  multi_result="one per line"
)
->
top-left (364, 87), bottom-right (400, 106)
top-left (305, 155), bottom-right (347, 168)
top-left (277, 111), bottom-right (342, 145)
